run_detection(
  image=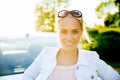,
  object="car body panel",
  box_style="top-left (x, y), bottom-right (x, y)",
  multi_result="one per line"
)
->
top-left (0, 73), bottom-right (23, 80)
top-left (0, 32), bottom-right (59, 80)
